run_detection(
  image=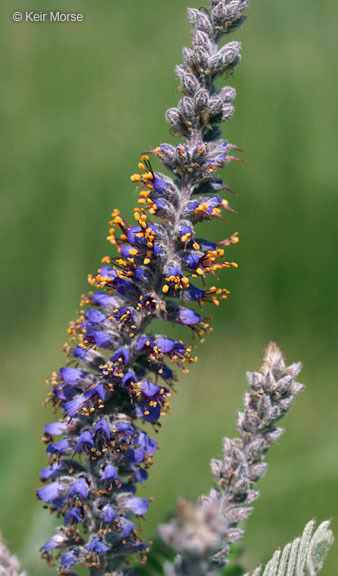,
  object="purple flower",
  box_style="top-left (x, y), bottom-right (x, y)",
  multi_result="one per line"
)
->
top-left (172, 306), bottom-right (201, 325)
top-left (75, 430), bottom-right (94, 453)
top-left (86, 308), bottom-right (107, 324)
top-left (102, 504), bottom-right (117, 522)
top-left (86, 328), bottom-right (114, 348)
top-left (42, 533), bottom-right (67, 552)
top-left (114, 306), bottom-right (135, 323)
top-left (62, 394), bottom-right (87, 417)
top-left (136, 335), bottom-right (154, 352)
top-left (134, 266), bottom-right (148, 282)
top-left (159, 364), bottom-right (174, 380)
top-left (116, 517), bottom-right (135, 537)
top-left (101, 463), bottom-right (120, 482)
top-left (99, 266), bottom-right (117, 280)
top-left (38, 481), bottom-right (63, 502)
top-left (59, 367), bottom-right (86, 386)
top-left (69, 477), bottom-right (89, 499)
top-left (152, 174), bottom-right (168, 193)
top-left (92, 290), bottom-right (119, 309)
top-left (121, 371), bottom-right (137, 387)
top-left (184, 285), bottom-right (205, 301)
top-left (126, 447), bottom-right (146, 464)
top-left (120, 245), bottom-right (137, 258)
top-left (111, 347), bottom-right (130, 364)
top-left (64, 507), bottom-right (83, 525)
top-left (85, 538), bottom-right (109, 554)
top-left (140, 380), bottom-right (161, 397)
top-left (116, 421), bottom-right (135, 443)
top-left (94, 418), bottom-right (110, 440)
top-left (46, 439), bottom-right (73, 455)
top-left (60, 550), bottom-right (78, 569)
top-left (133, 468), bottom-right (148, 483)
top-left (135, 402), bottom-right (161, 423)
top-left (168, 264), bottom-right (183, 277)
top-left (138, 431), bottom-right (158, 455)
top-left (154, 336), bottom-right (179, 354)
top-left (44, 421), bottom-right (68, 436)
top-left (40, 462), bottom-right (65, 480)
top-left (126, 497), bottom-right (149, 515)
